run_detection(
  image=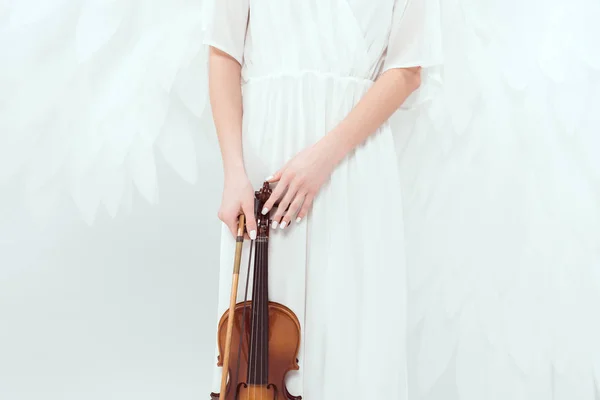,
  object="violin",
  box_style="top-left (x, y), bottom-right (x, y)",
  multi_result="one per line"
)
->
top-left (211, 182), bottom-right (302, 400)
